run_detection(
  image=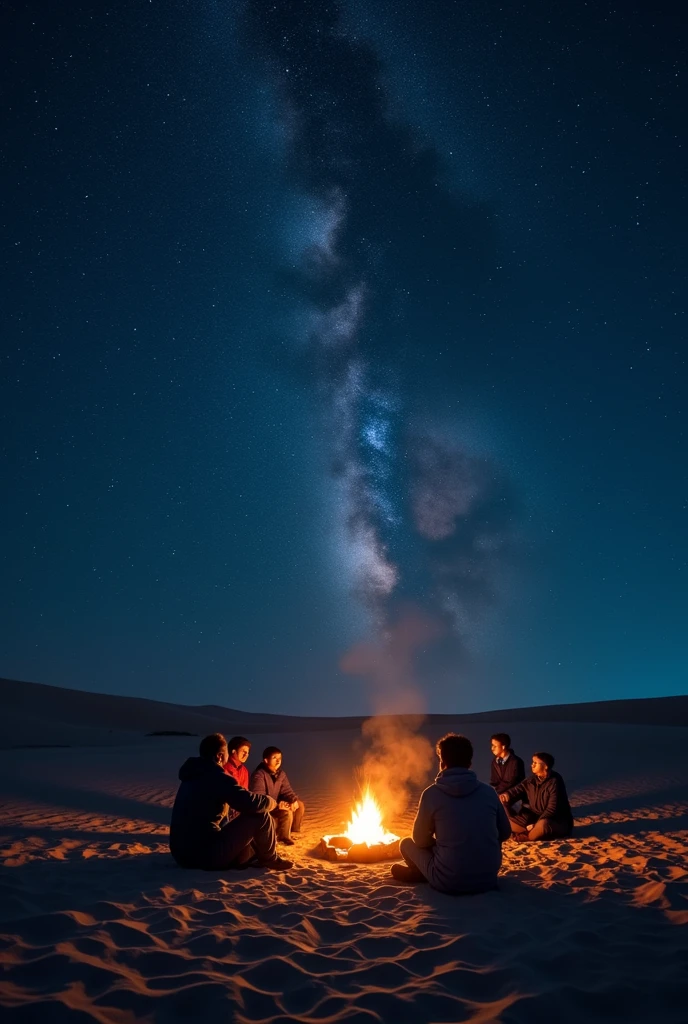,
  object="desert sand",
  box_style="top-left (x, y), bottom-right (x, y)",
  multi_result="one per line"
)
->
top-left (1, 680), bottom-right (687, 1022)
